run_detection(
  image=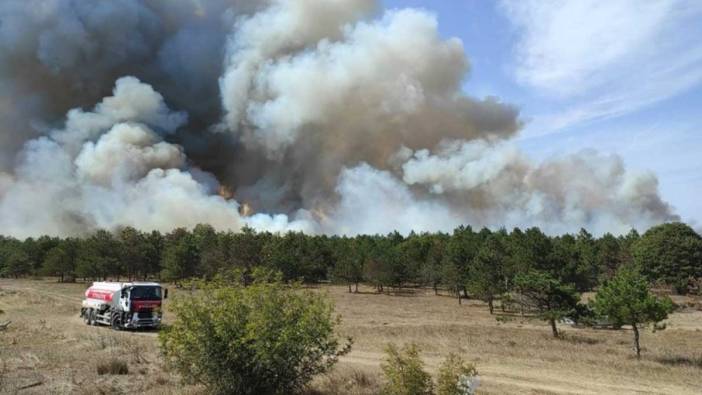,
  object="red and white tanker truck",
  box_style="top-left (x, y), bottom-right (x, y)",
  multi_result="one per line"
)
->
top-left (80, 282), bottom-right (168, 330)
